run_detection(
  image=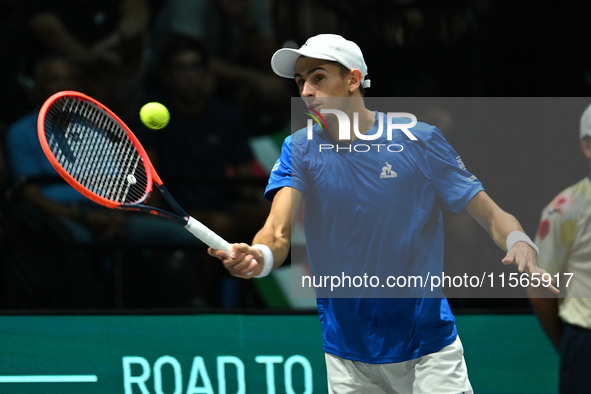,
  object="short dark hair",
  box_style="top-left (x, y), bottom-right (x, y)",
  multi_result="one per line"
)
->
top-left (159, 33), bottom-right (210, 71)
